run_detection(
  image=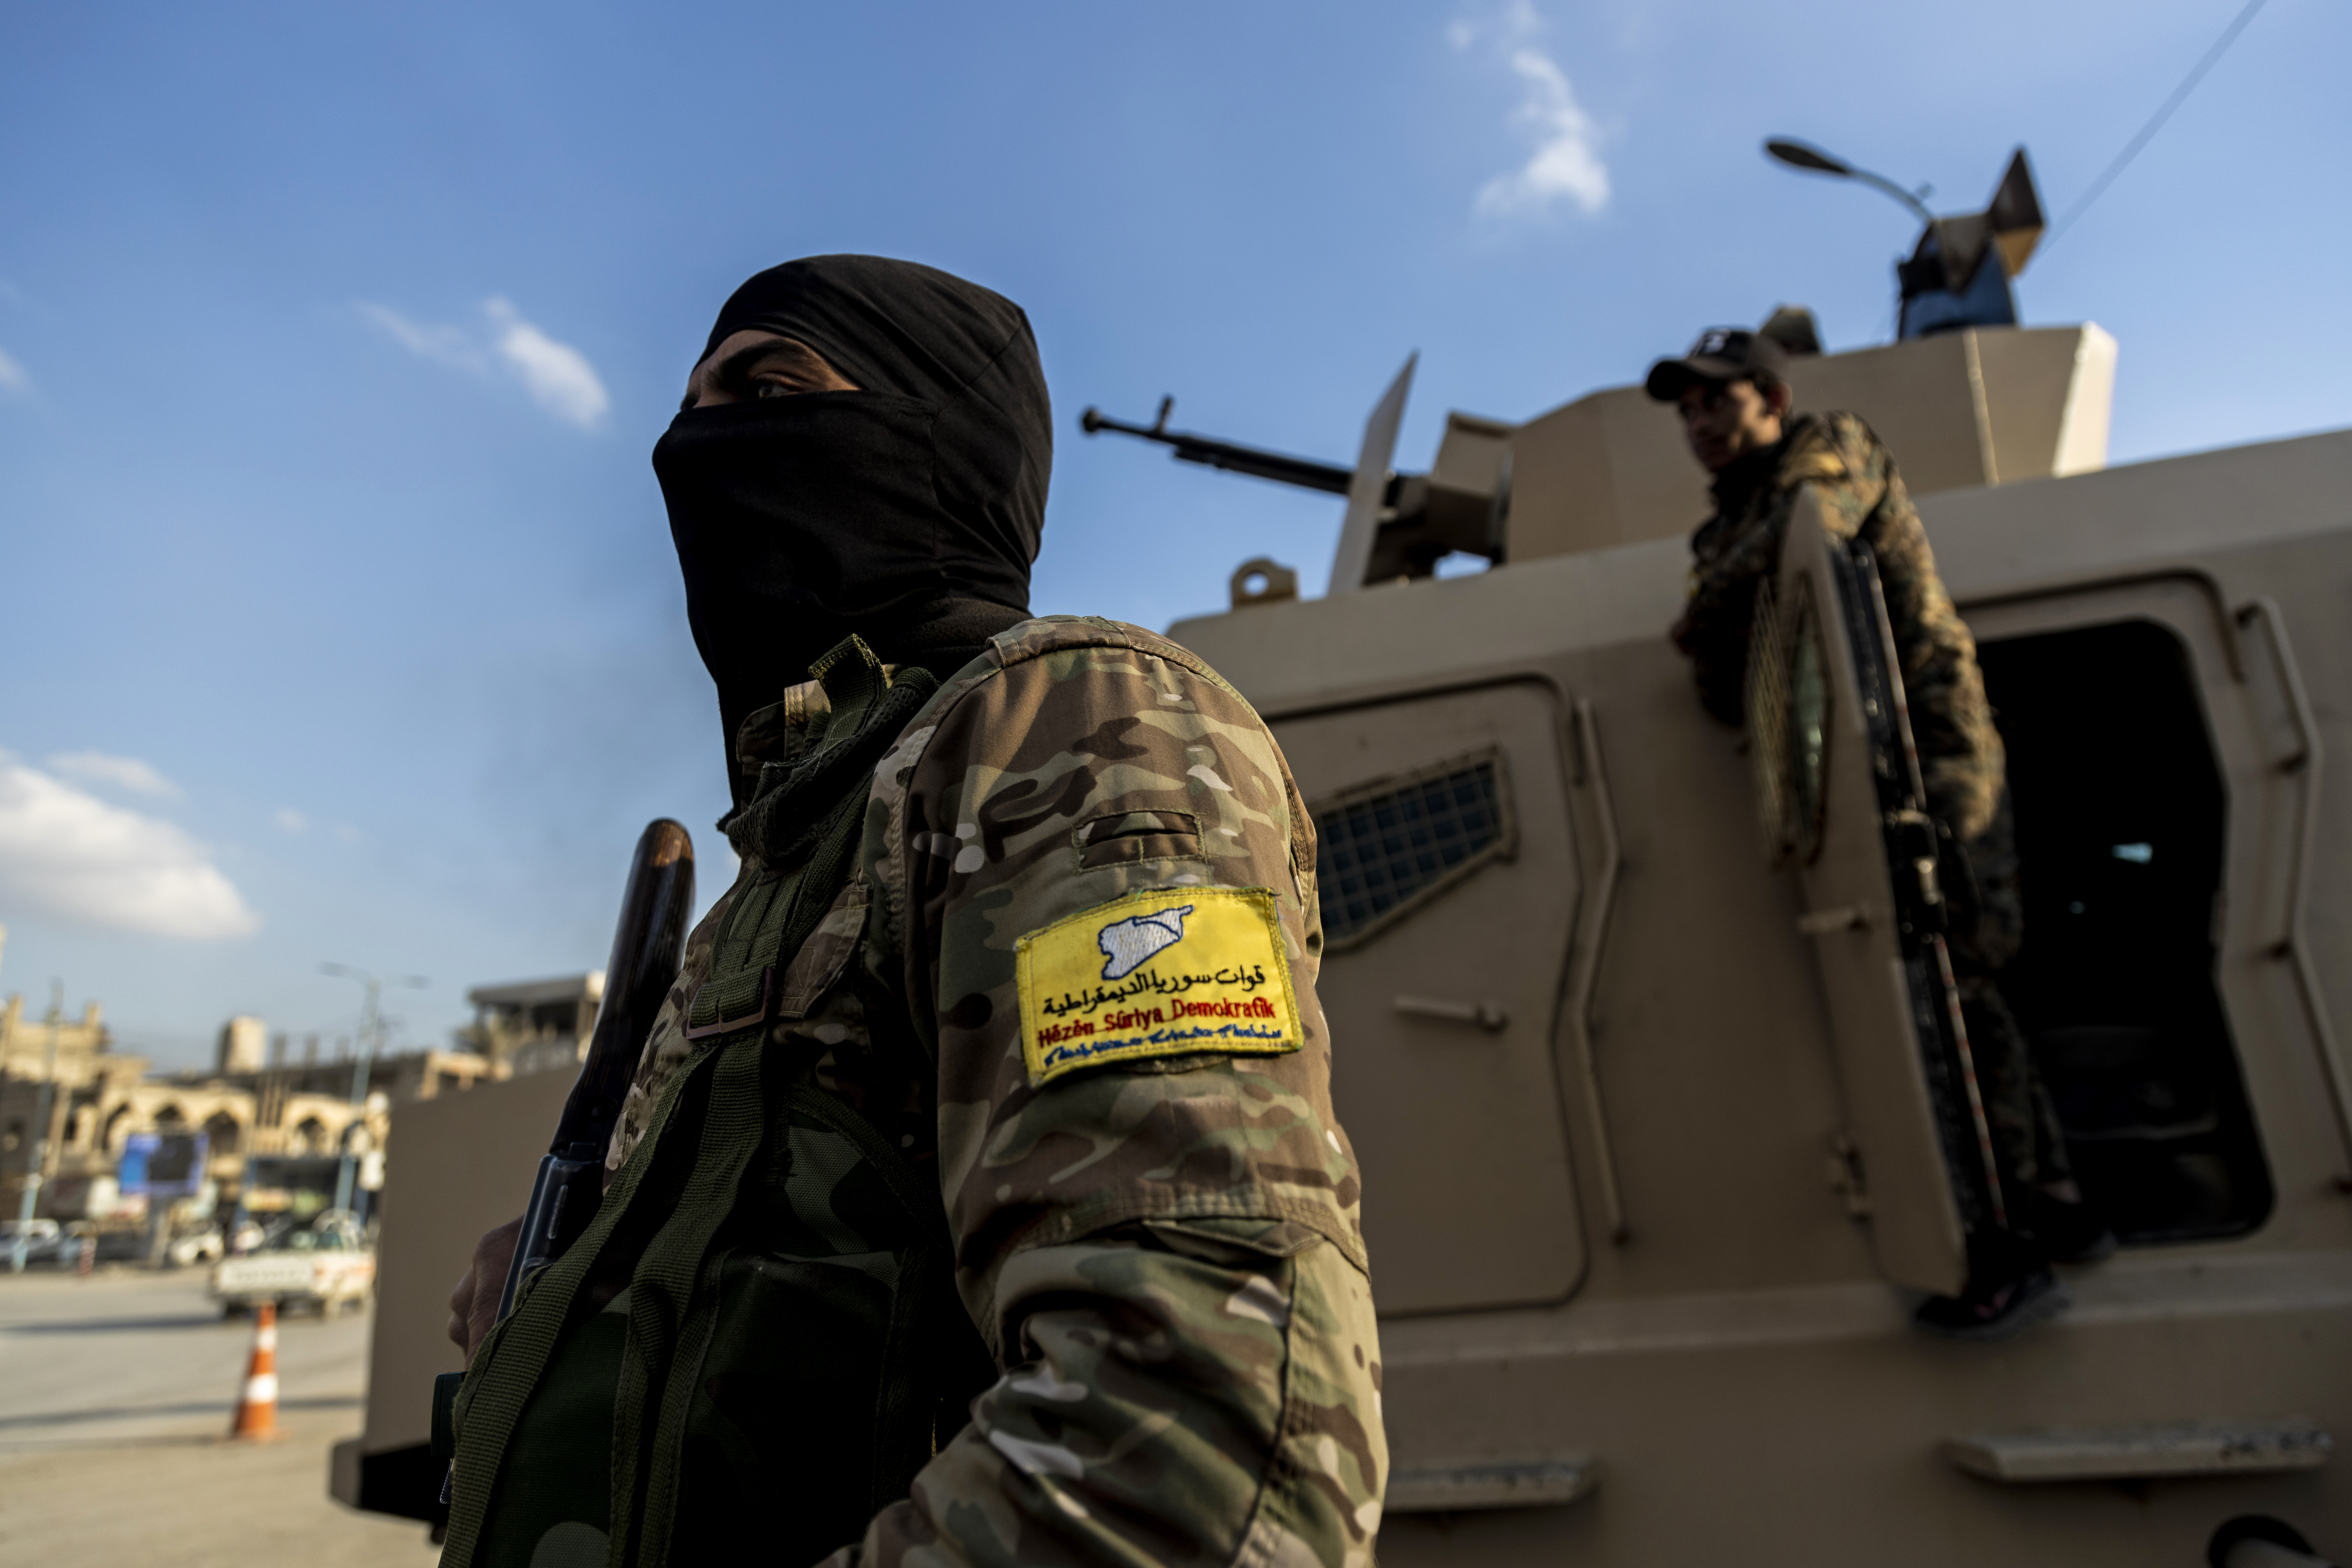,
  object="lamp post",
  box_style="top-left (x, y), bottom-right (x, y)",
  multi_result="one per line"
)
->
top-left (319, 965), bottom-right (426, 1220)
top-left (11, 982), bottom-right (63, 1274)
top-left (1764, 137), bottom-right (1935, 227)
